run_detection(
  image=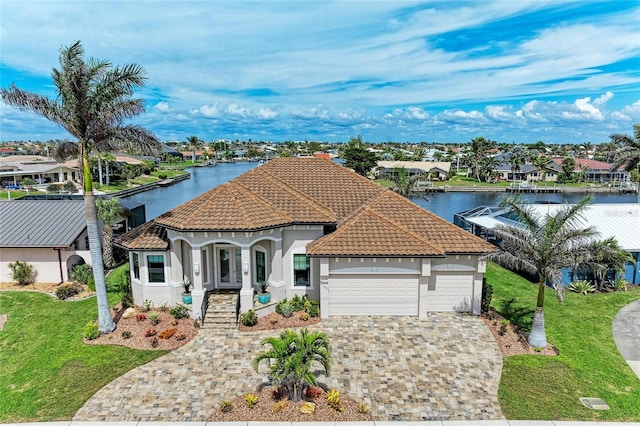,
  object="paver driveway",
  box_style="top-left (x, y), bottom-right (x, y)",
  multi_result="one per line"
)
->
top-left (74, 314), bottom-right (503, 421)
